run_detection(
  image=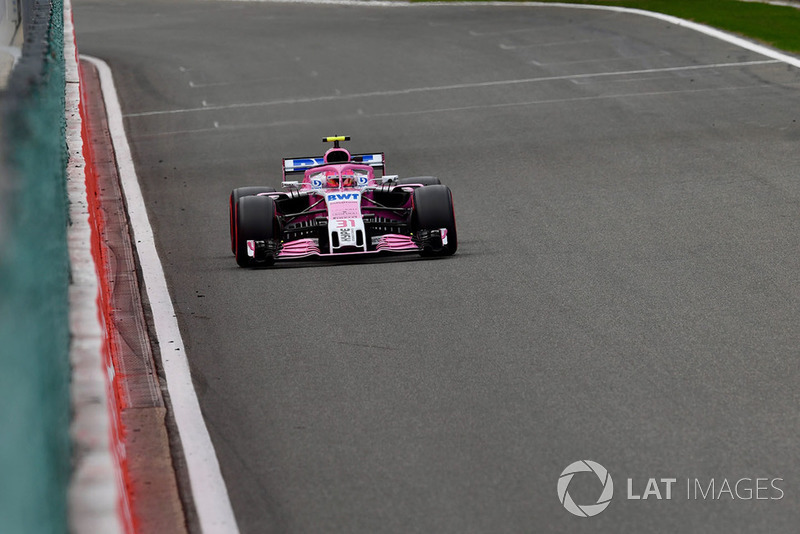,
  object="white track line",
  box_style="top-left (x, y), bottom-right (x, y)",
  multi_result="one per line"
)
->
top-left (82, 55), bottom-right (240, 534)
top-left (124, 59), bottom-right (781, 118)
top-left (220, 0), bottom-right (800, 70)
top-left (125, 1), bottom-right (800, 118)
